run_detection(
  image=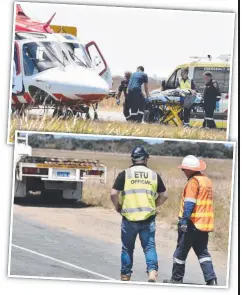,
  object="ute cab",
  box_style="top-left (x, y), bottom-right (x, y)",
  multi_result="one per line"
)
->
top-left (12, 32), bottom-right (110, 117)
top-left (159, 55), bottom-right (231, 119)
